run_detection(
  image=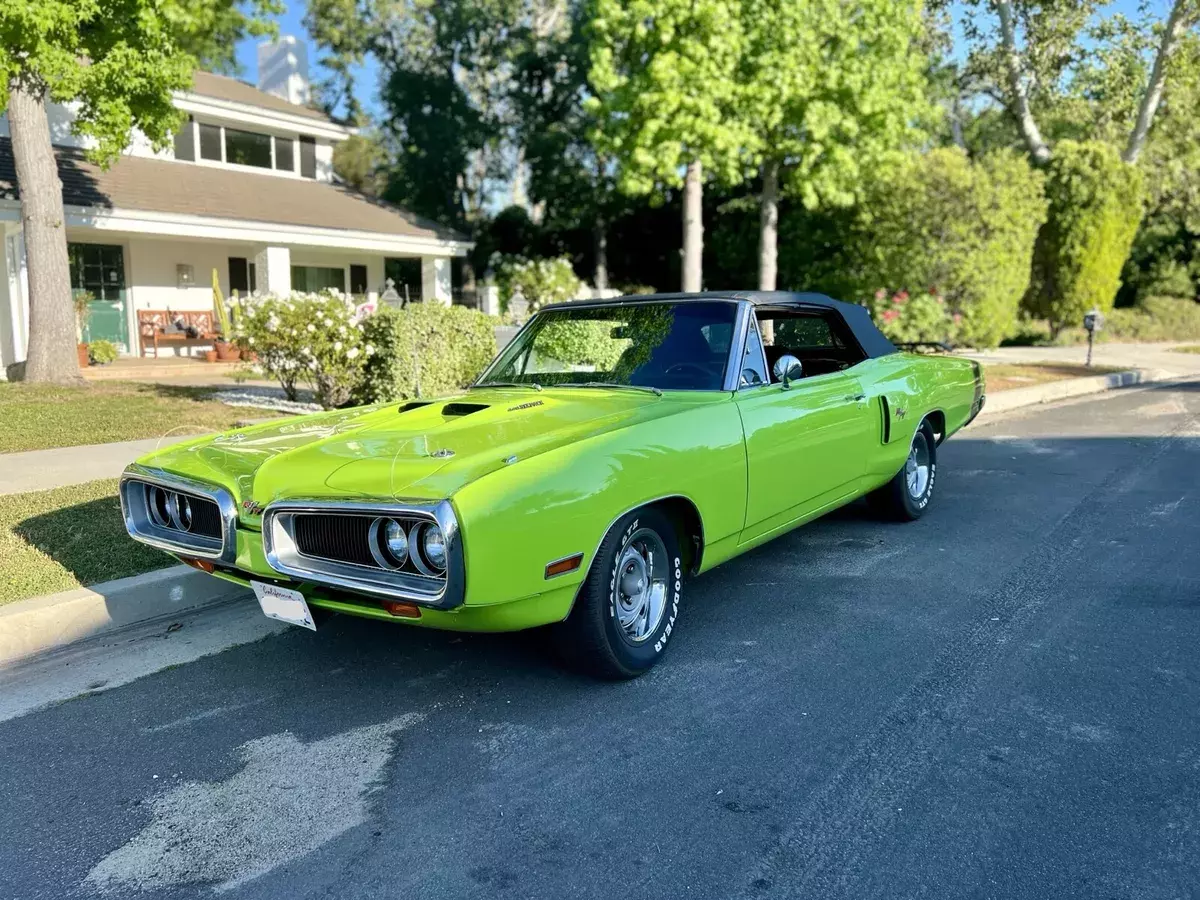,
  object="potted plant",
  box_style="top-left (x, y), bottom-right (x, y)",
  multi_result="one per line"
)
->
top-left (211, 269), bottom-right (241, 361)
top-left (88, 339), bottom-right (120, 365)
top-left (74, 291), bottom-right (94, 367)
